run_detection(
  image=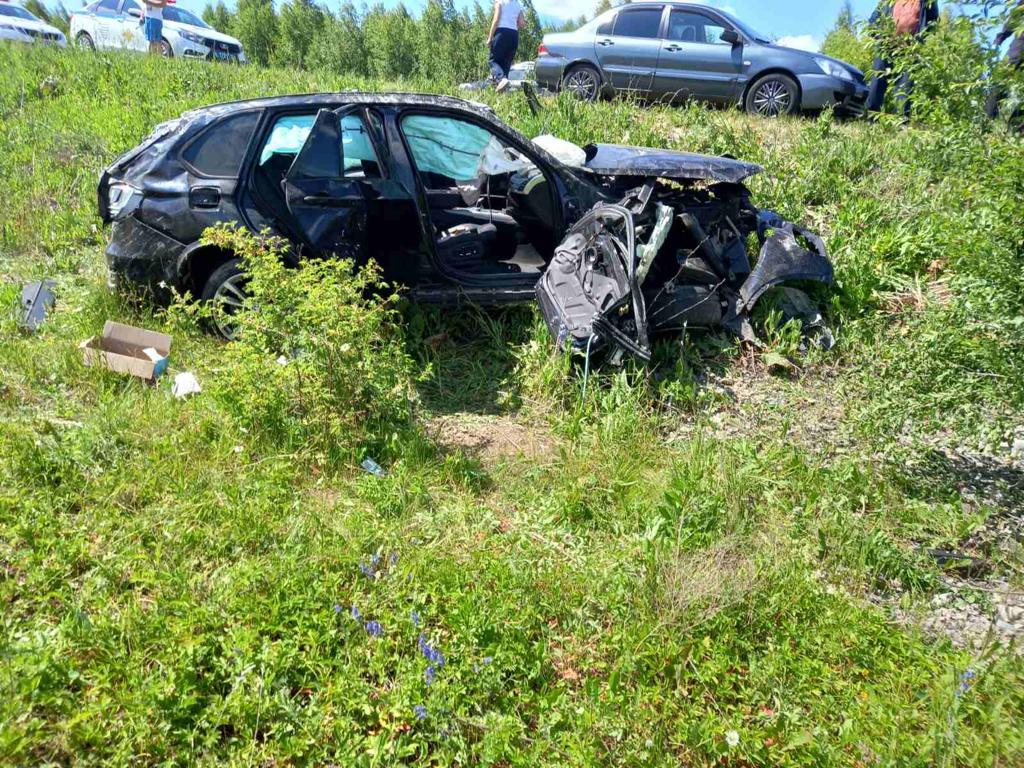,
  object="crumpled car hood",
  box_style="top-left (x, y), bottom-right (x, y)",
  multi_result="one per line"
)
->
top-left (582, 144), bottom-right (762, 184)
